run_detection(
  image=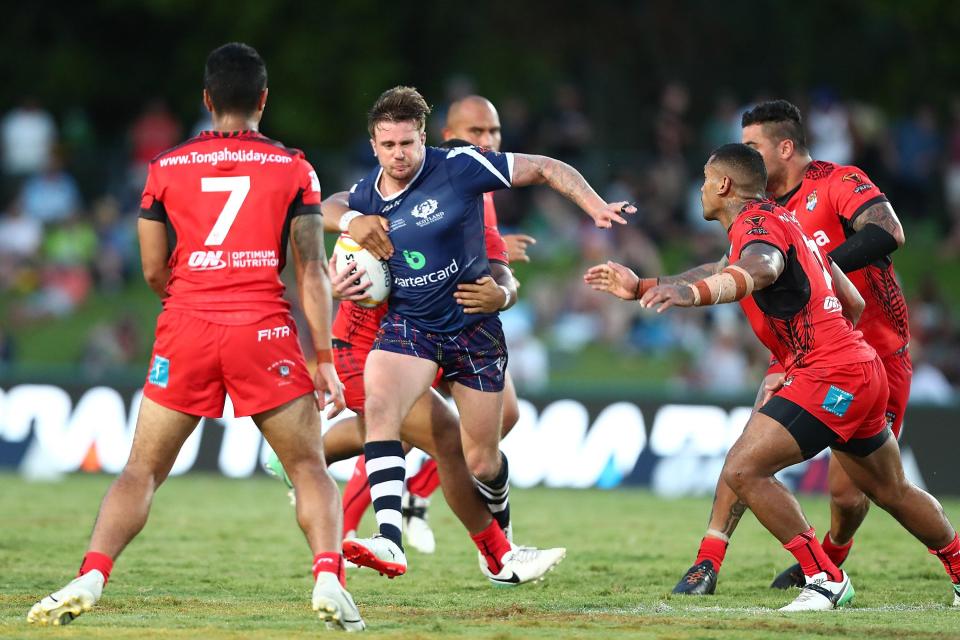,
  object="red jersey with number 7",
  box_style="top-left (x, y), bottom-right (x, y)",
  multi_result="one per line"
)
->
top-left (730, 200), bottom-right (876, 373)
top-left (139, 130), bottom-right (322, 325)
